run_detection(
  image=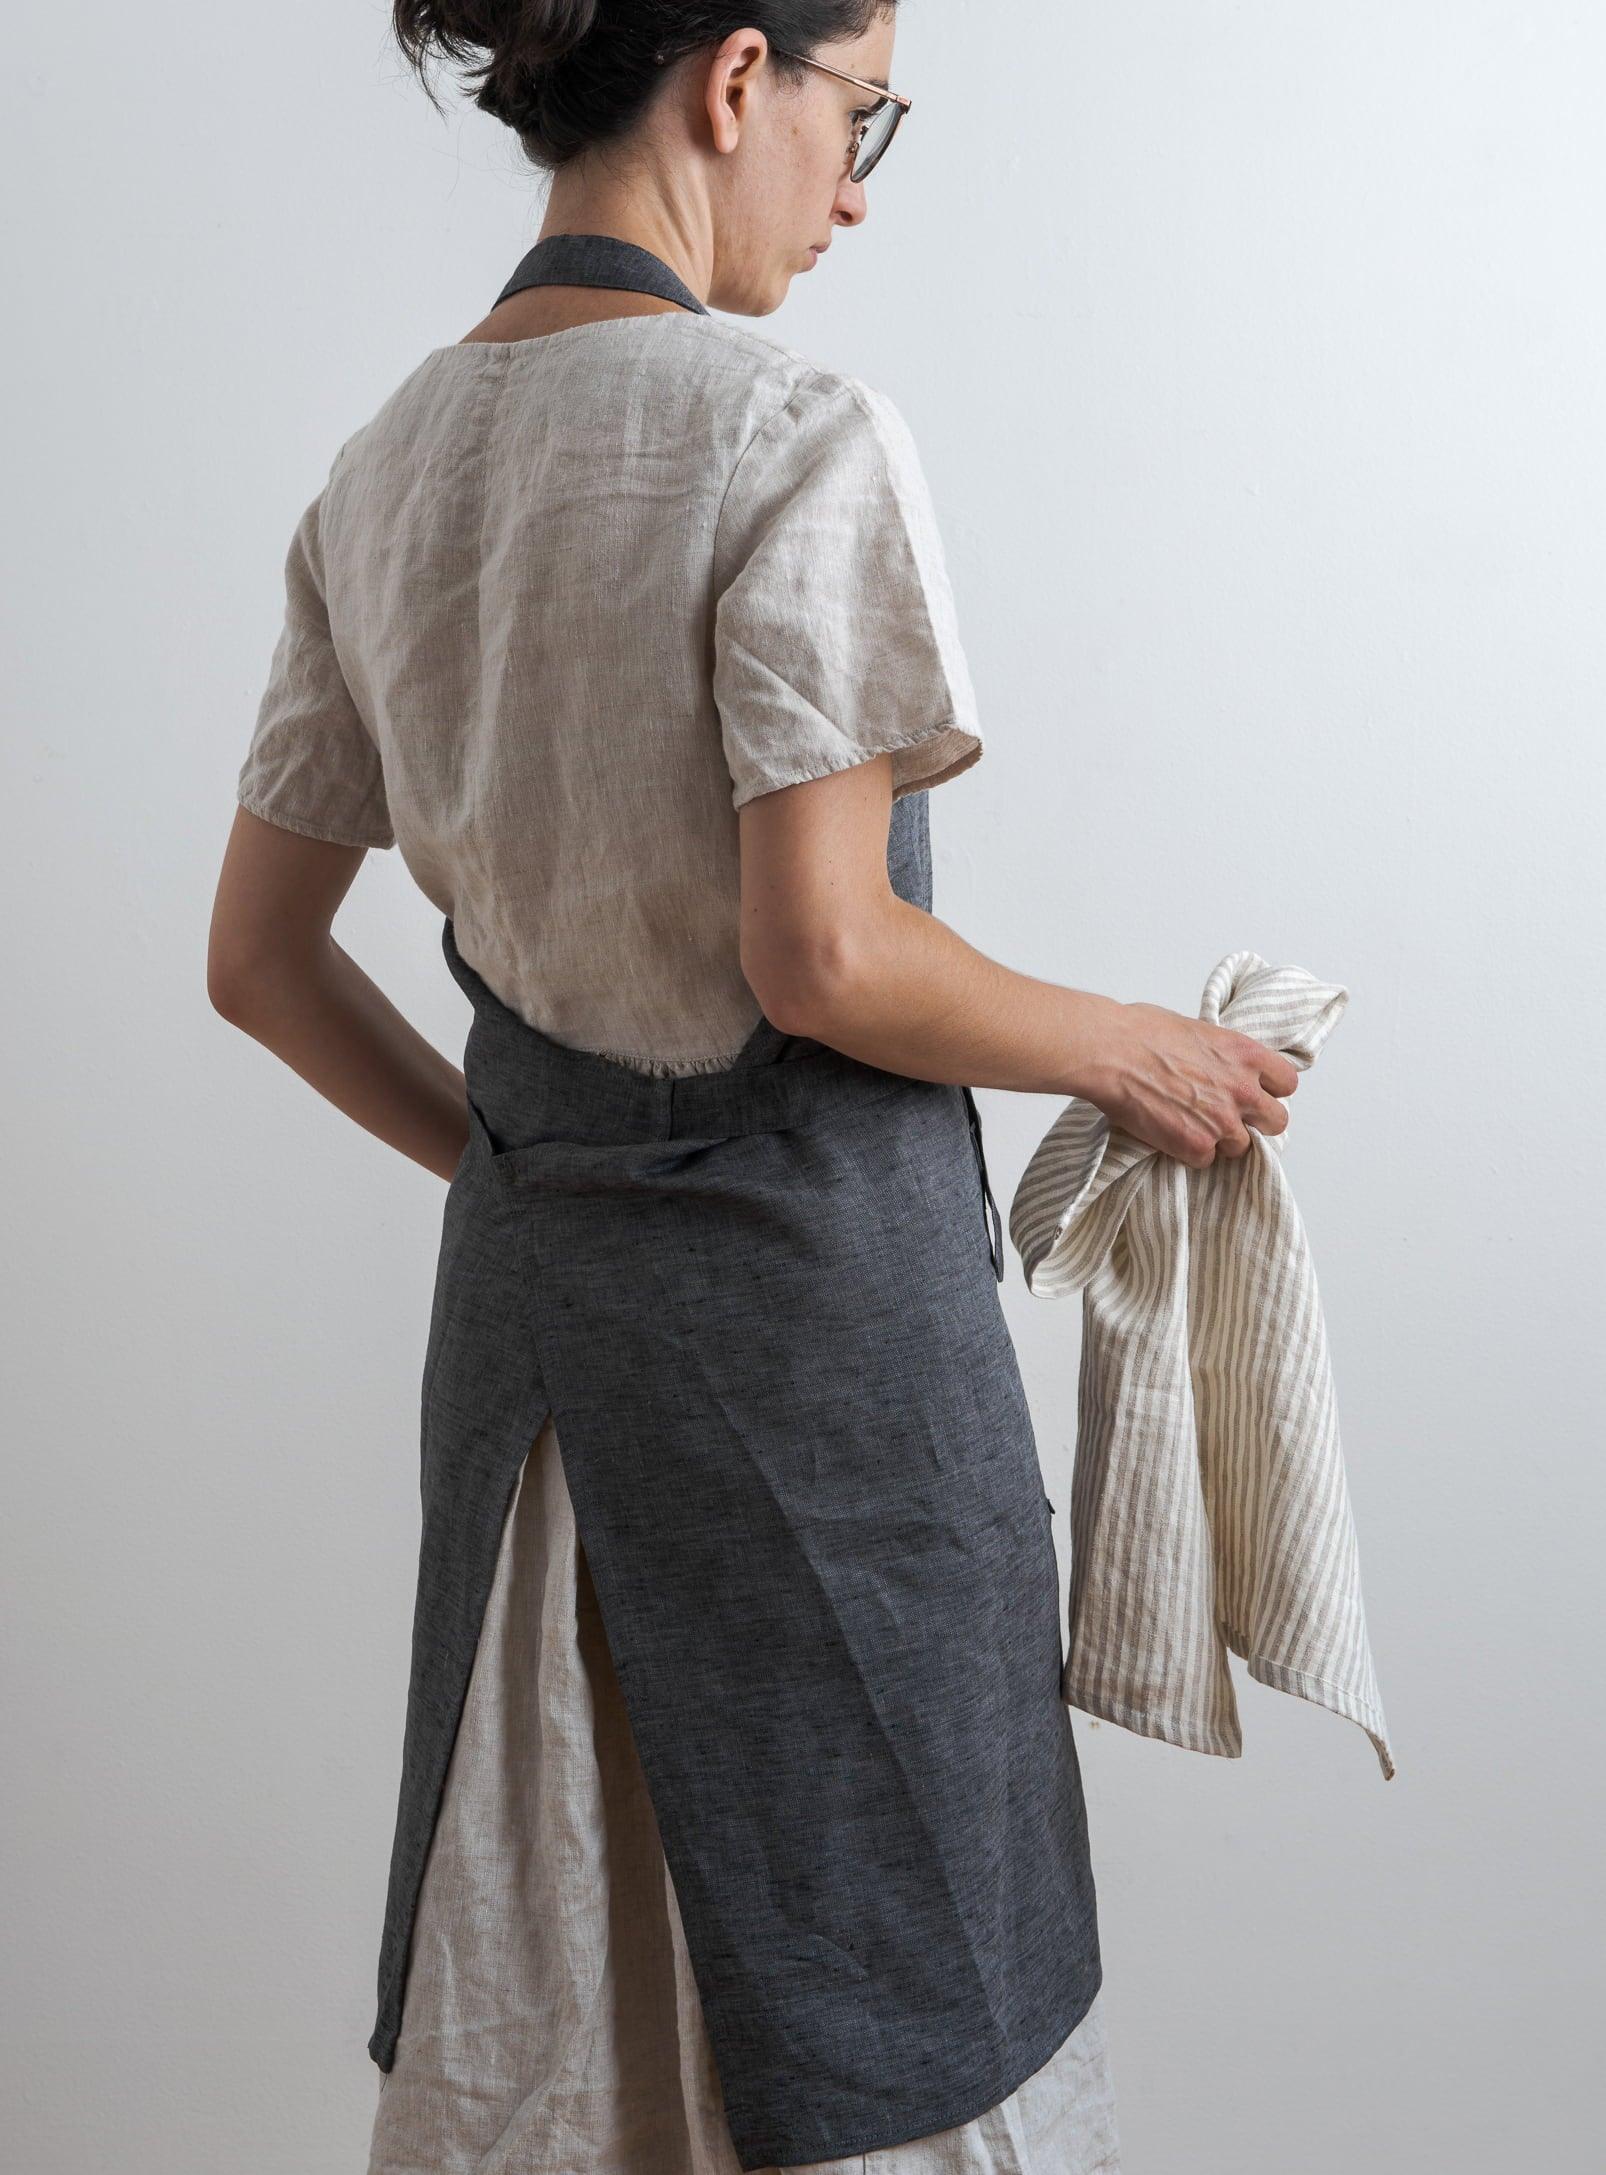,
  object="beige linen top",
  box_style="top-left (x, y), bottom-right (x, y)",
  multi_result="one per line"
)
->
top-left (235, 311), bottom-right (984, 1073)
